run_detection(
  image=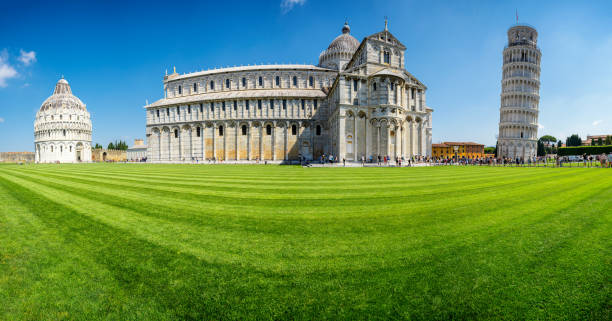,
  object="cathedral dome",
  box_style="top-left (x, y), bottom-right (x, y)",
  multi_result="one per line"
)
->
top-left (39, 78), bottom-right (87, 112)
top-left (326, 23), bottom-right (359, 52)
top-left (319, 22), bottom-right (360, 70)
